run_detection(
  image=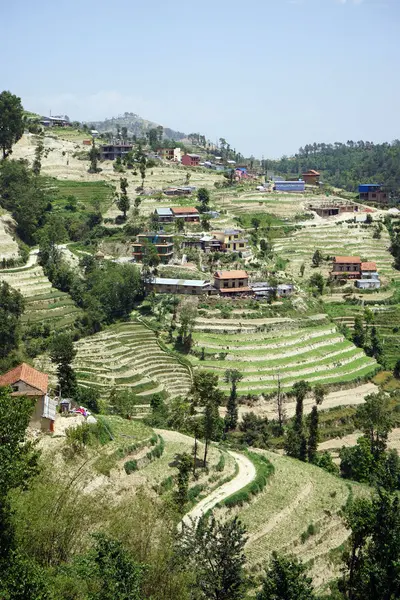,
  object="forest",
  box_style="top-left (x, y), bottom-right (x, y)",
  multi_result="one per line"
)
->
top-left (267, 140), bottom-right (400, 195)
